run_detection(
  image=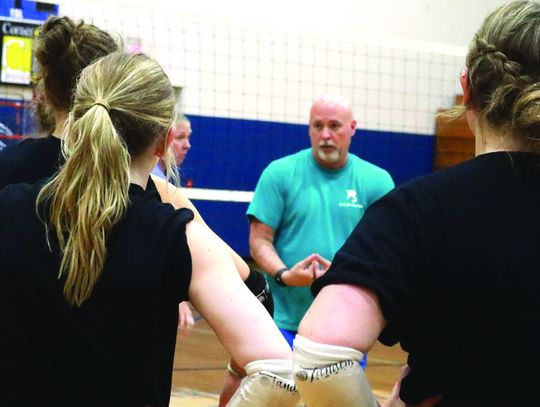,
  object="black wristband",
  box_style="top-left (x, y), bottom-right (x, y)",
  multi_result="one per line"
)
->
top-left (274, 268), bottom-right (288, 287)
